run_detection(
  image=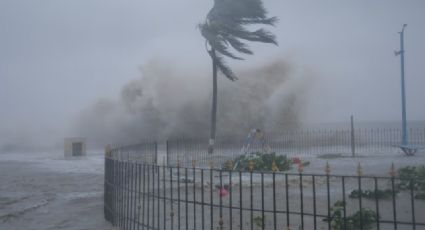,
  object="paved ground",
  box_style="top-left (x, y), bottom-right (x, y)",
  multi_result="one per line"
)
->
top-left (2, 148), bottom-right (423, 230)
top-left (0, 151), bottom-right (117, 230)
